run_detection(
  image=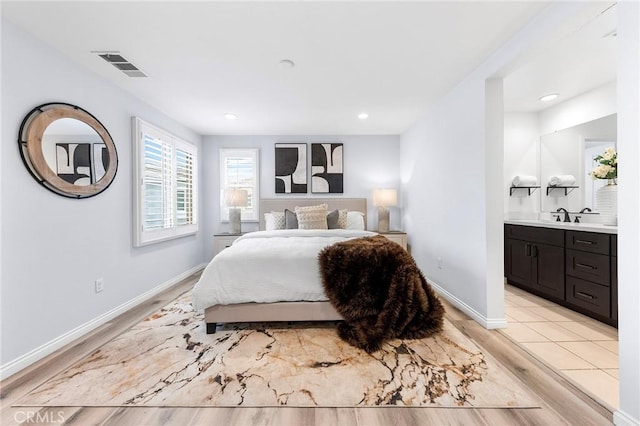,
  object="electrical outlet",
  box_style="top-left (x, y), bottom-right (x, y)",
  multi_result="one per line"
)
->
top-left (437, 257), bottom-right (443, 269)
top-left (95, 278), bottom-right (104, 293)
